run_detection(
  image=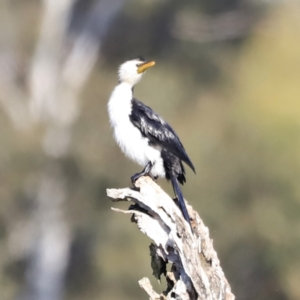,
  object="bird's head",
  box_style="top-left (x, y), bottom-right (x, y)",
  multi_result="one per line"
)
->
top-left (118, 56), bottom-right (155, 87)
